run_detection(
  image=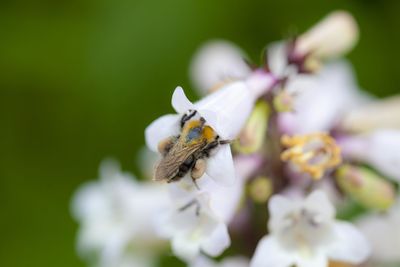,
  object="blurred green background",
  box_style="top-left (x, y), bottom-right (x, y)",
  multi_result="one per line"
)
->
top-left (1, 0), bottom-right (400, 266)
